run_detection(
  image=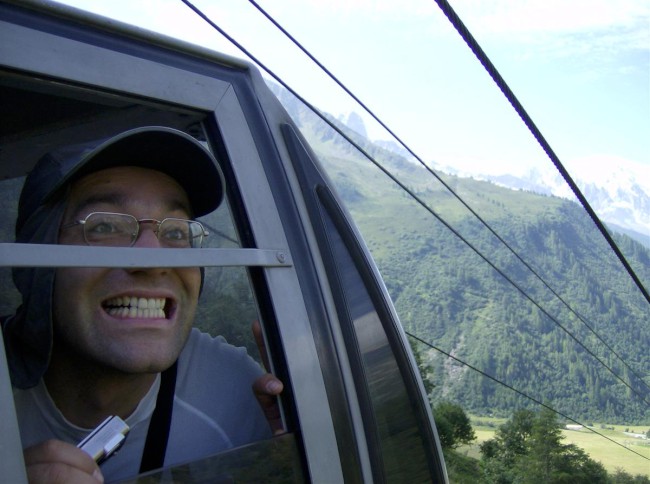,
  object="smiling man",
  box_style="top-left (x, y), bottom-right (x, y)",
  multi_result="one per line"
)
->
top-left (3, 127), bottom-right (282, 483)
